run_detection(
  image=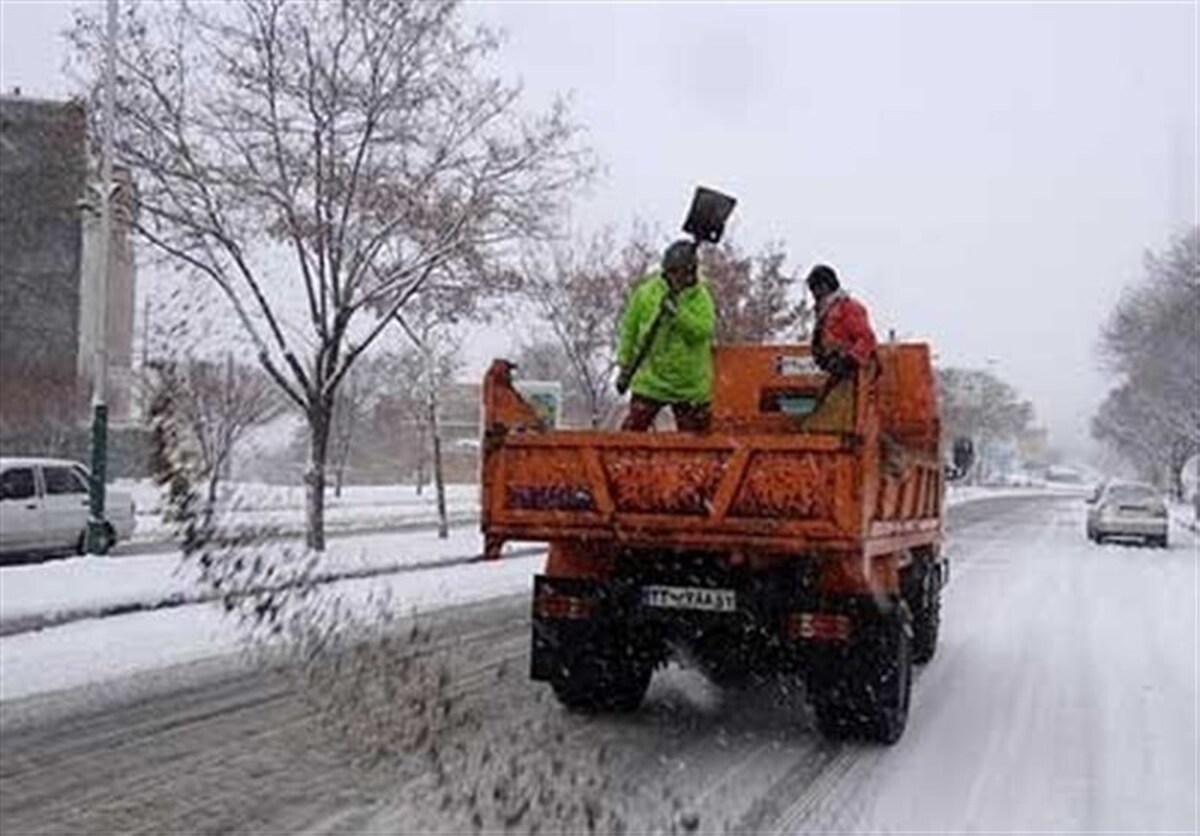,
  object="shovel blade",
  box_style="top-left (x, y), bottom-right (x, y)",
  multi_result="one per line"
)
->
top-left (683, 186), bottom-right (737, 243)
